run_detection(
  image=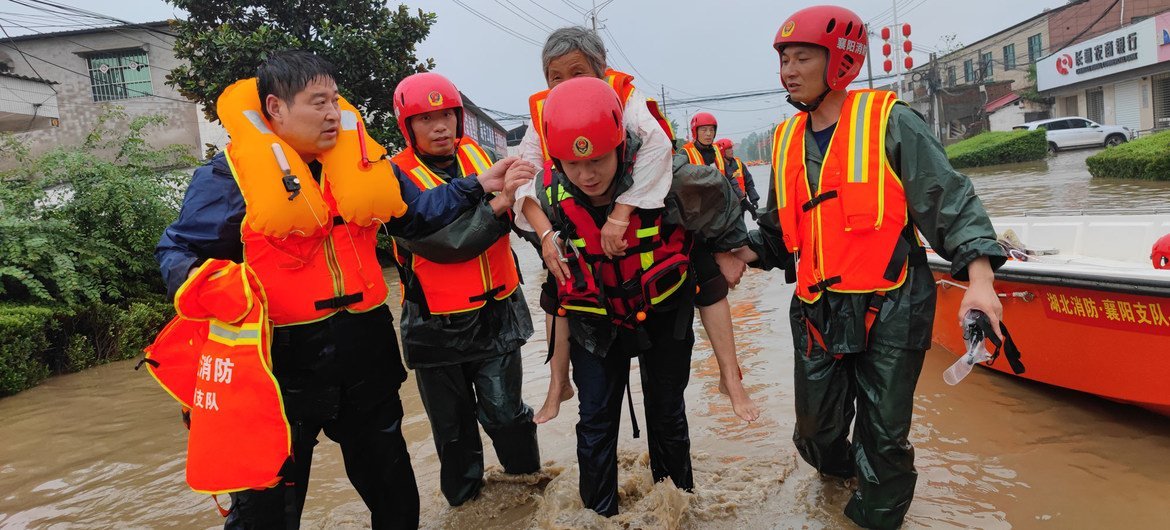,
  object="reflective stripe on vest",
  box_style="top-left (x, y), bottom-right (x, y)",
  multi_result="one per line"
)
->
top-left (225, 152), bottom-right (389, 326)
top-left (390, 137), bottom-right (520, 315)
top-left (730, 157), bottom-right (747, 194)
top-left (682, 142), bottom-right (727, 176)
top-left (145, 259), bottom-right (290, 495)
top-left (771, 89), bottom-right (910, 303)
